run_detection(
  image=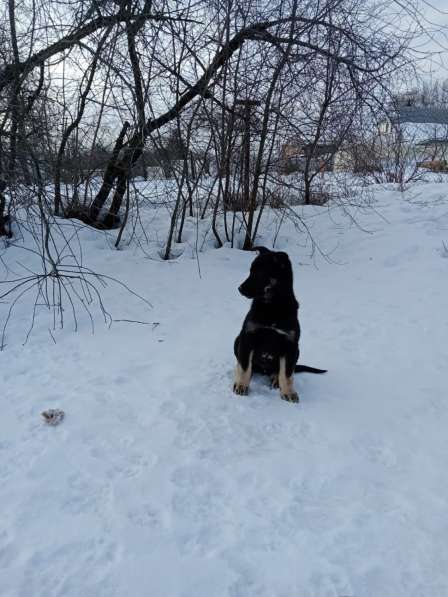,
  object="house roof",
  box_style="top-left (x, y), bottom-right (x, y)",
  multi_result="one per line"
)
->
top-left (391, 106), bottom-right (448, 125)
top-left (416, 138), bottom-right (448, 146)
